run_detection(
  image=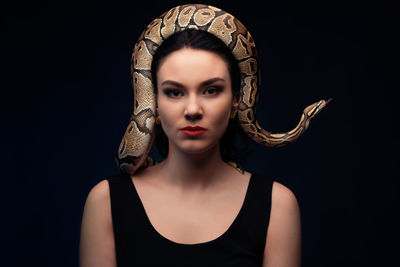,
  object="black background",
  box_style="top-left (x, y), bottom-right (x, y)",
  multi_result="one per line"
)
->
top-left (2, 0), bottom-right (398, 266)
